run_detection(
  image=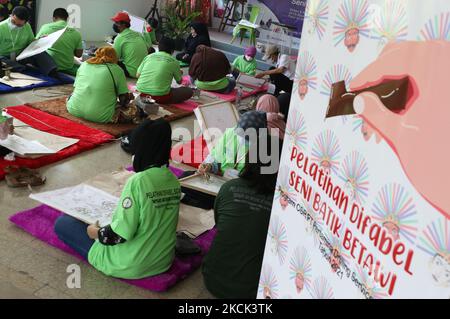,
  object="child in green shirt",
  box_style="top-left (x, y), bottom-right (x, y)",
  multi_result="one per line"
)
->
top-left (232, 46), bottom-right (257, 78)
